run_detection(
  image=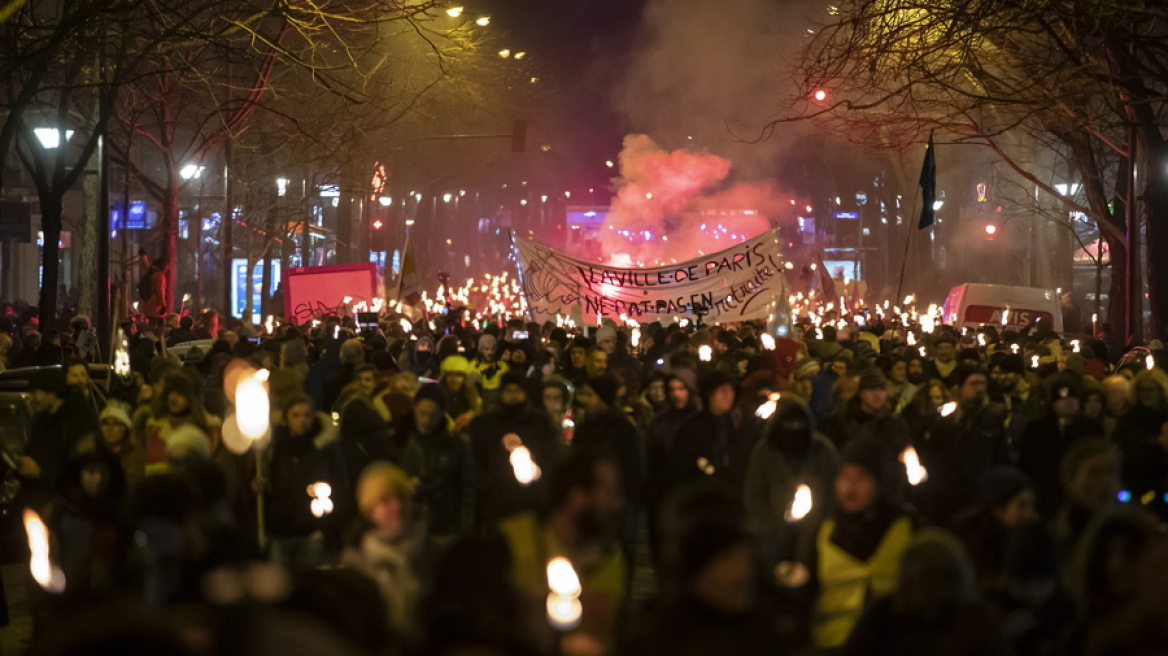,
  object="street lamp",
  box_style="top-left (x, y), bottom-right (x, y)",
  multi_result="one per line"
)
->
top-left (180, 164), bottom-right (204, 180)
top-left (33, 128), bottom-right (74, 149)
top-left (475, 16), bottom-right (490, 26)
top-left (446, 6), bottom-right (463, 17)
